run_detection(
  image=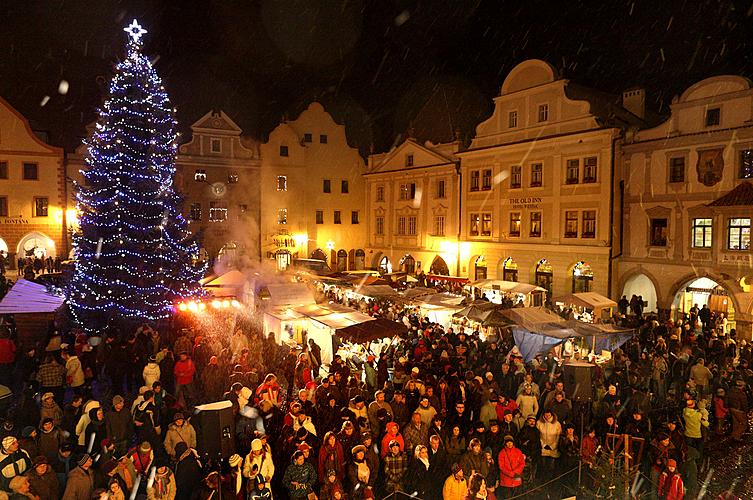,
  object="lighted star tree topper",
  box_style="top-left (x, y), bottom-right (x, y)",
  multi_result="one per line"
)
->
top-left (67, 20), bottom-right (206, 333)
